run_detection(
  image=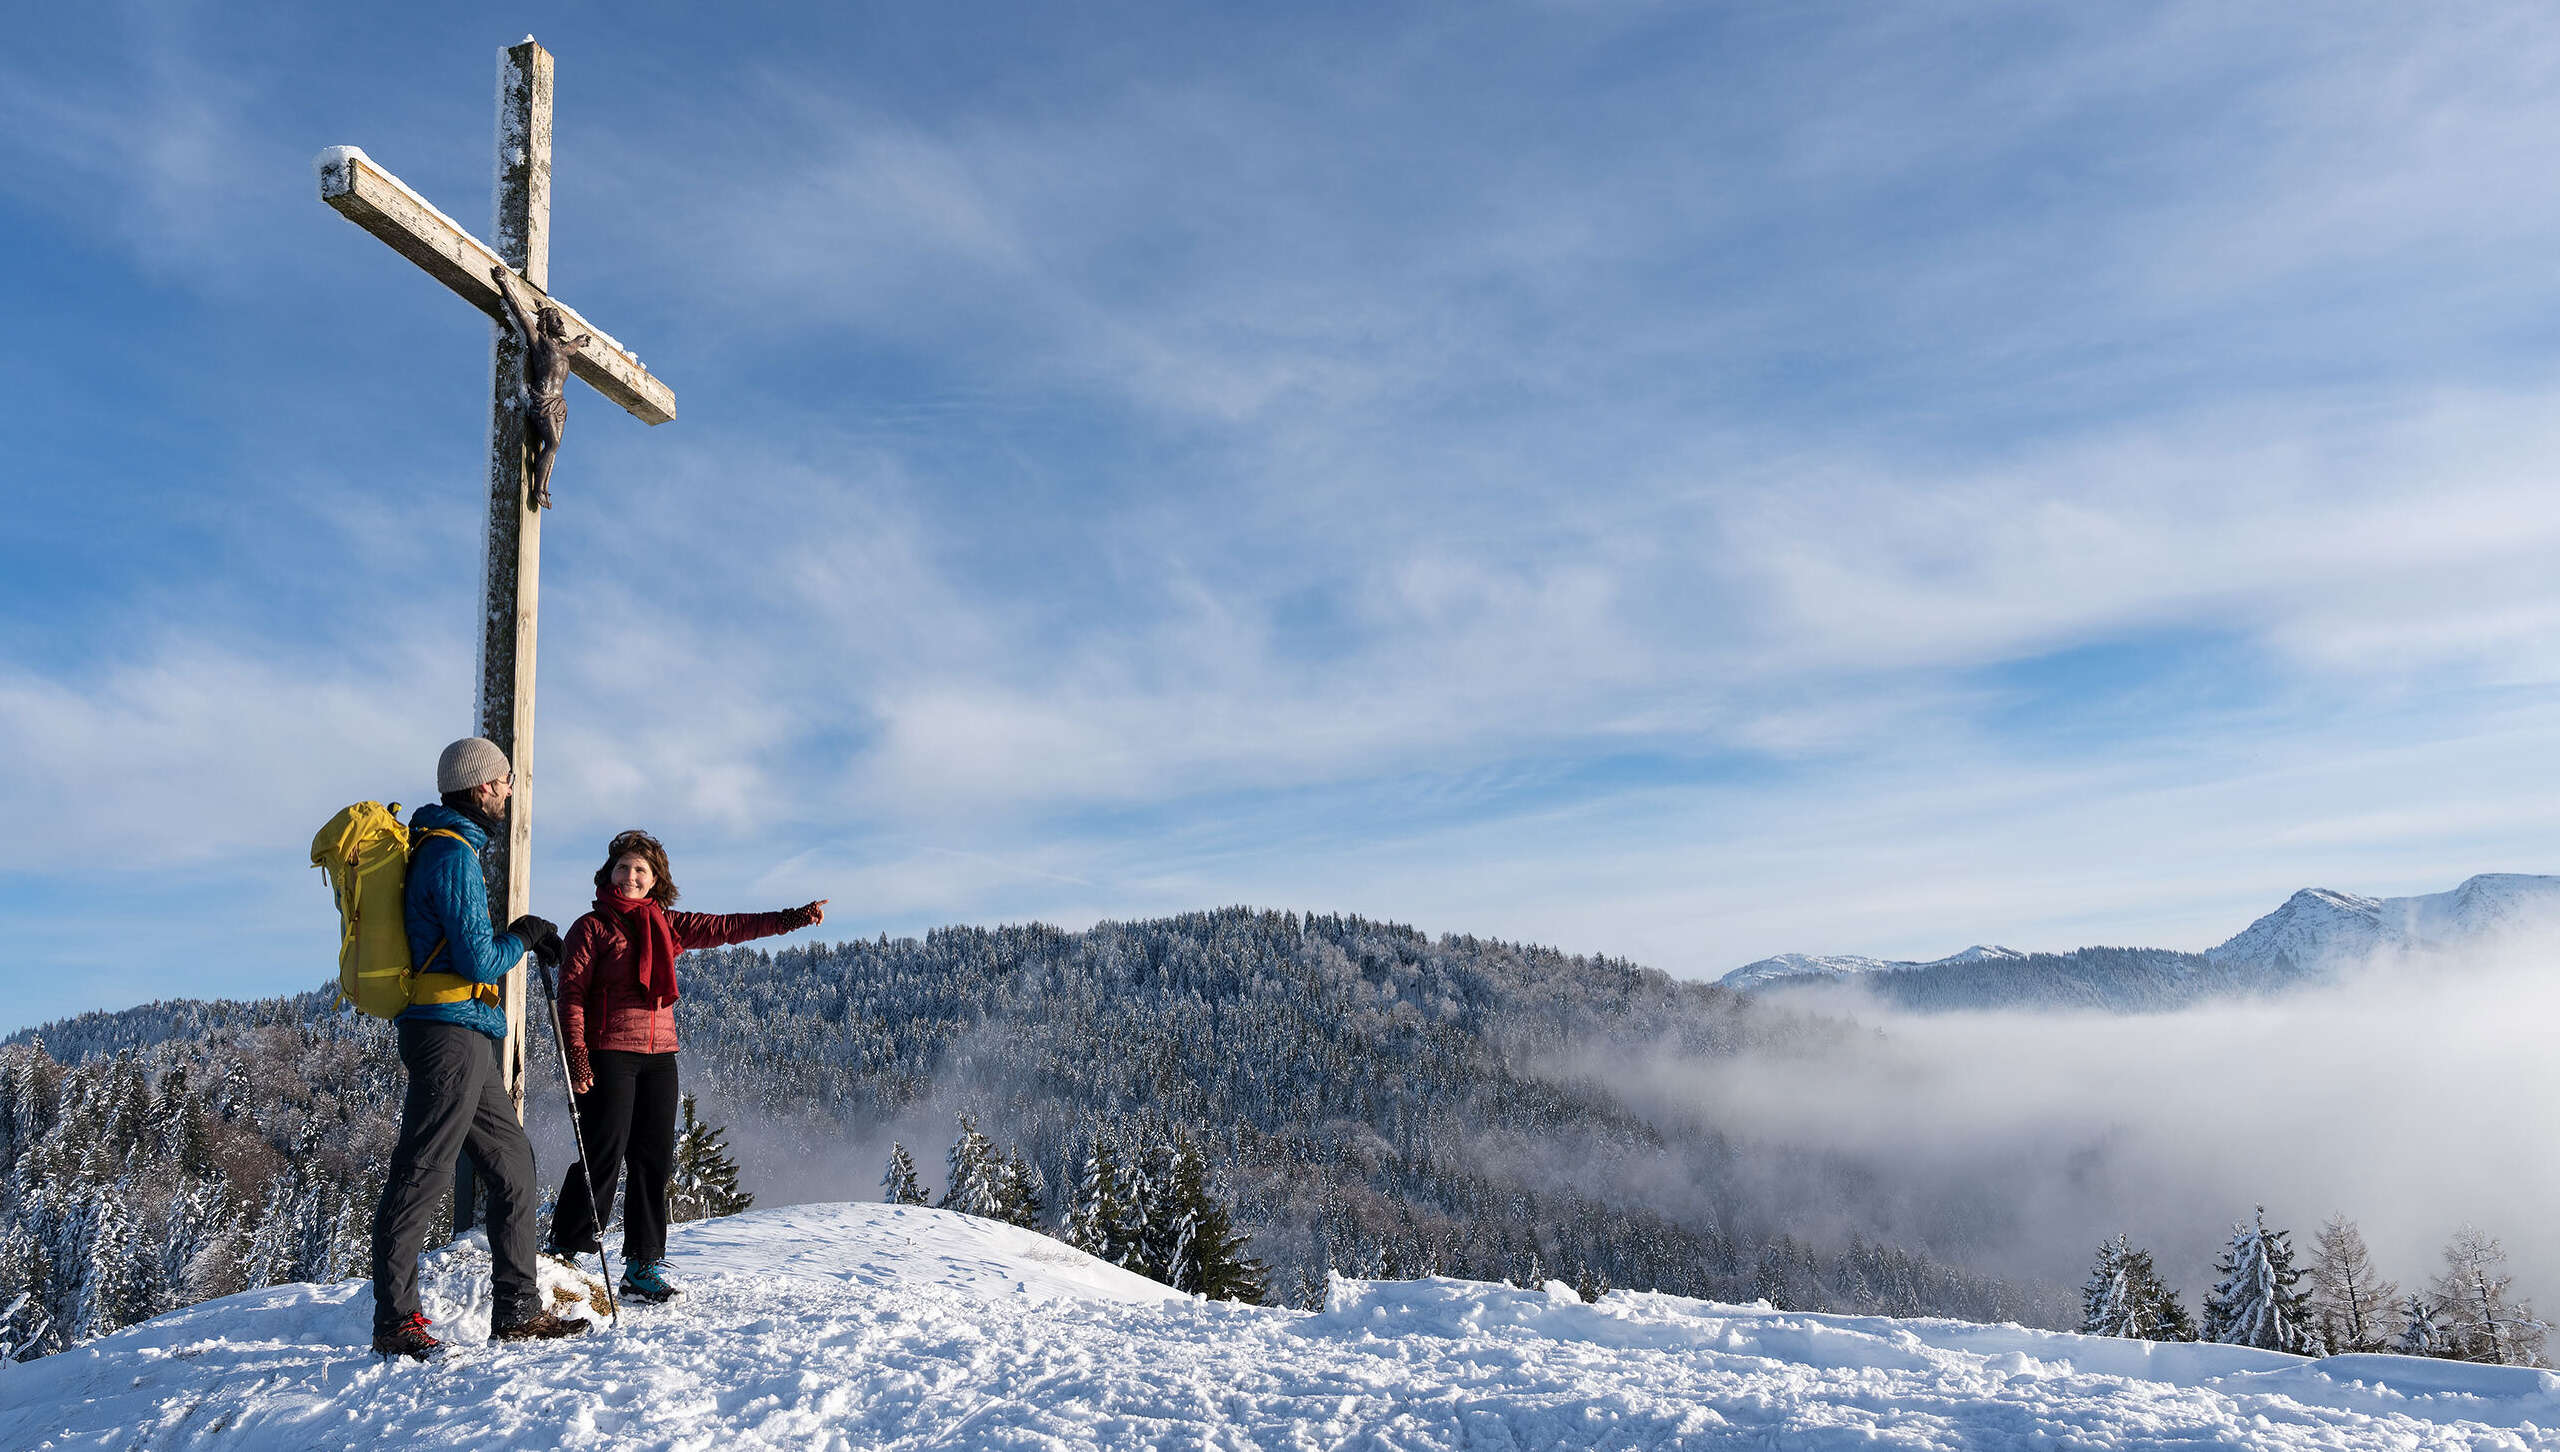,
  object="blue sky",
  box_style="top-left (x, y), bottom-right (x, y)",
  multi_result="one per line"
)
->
top-left (6, 1), bottom-right (2560, 1033)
